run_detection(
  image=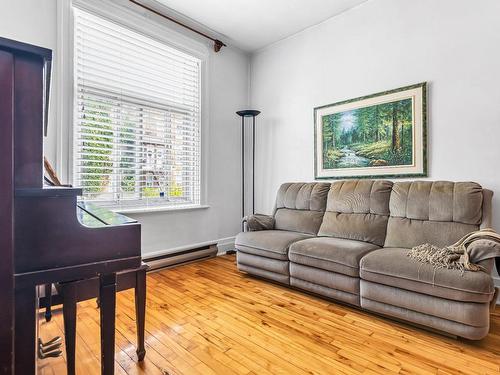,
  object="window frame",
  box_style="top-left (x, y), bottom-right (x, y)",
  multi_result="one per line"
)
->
top-left (56, 0), bottom-right (210, 213)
